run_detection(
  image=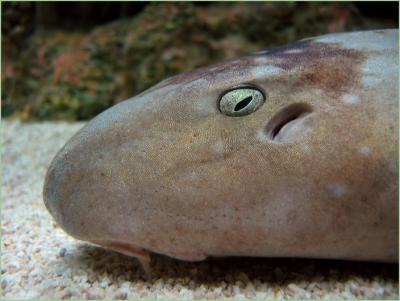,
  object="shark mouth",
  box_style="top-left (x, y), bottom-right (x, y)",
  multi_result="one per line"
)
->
top-left (90, 240), bottom-right (152, 275)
